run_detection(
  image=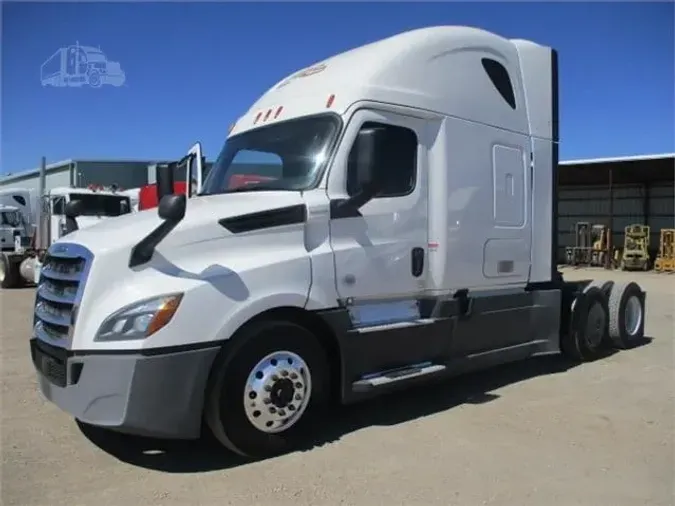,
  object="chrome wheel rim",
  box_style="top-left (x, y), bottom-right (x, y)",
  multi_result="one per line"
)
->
top-left (243, 351), bottom-right (312, 434)
top-left (624, 296), bottom-right (642, 337)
